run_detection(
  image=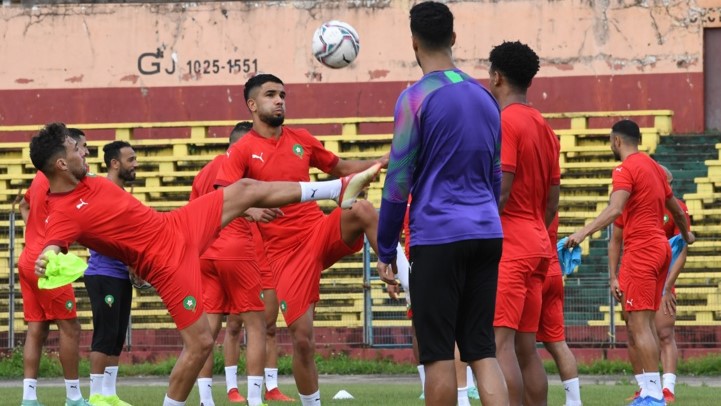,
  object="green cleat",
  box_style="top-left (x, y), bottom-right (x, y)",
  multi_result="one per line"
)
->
top-left (65, 399), bottom-right (92, 406)
top-left (97, 395), bottom-right (132, 406)
top-left (467, 386), bottom-right (480, 400)
top-left (20, 400), bottom-right (45, 406)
